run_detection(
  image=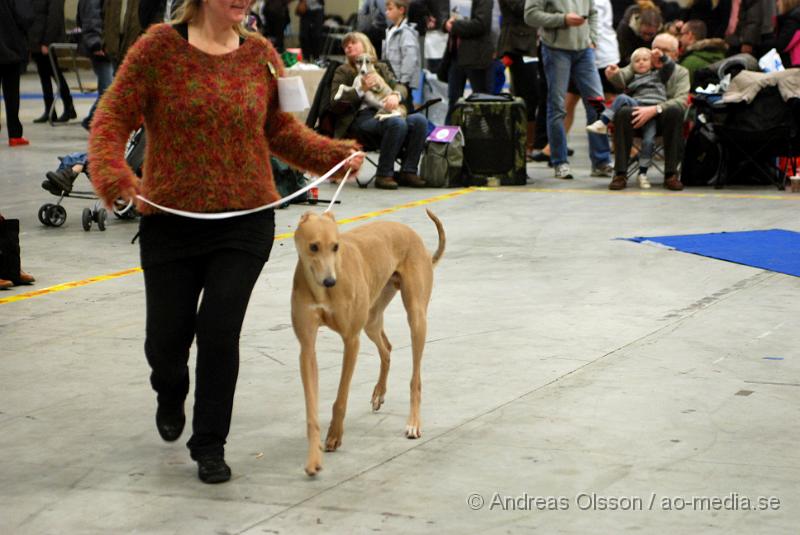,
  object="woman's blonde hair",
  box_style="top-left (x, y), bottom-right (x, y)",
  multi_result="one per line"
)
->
top-left (342, 32), bottom-right (378, 65)
top-left (172, 0), bottom-right (261, 39)
top-left (631, 47), bottom-right (652, 63)
top-left (780, 0), bottom-right (800, 14)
